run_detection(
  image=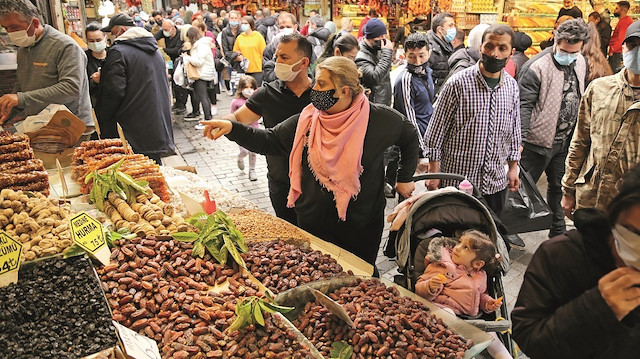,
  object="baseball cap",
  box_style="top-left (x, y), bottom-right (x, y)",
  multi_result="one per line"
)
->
top-left (101, 13), bottom-right (135, 32)
top-left (624, 20), bottom-right (640, 42)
